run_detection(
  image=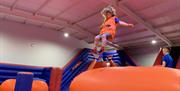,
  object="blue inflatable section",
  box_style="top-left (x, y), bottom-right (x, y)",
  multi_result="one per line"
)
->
top-left (61, 48), bottom-right (137, 91)
top-left (15, 73), bottom-right (34, 91)
top-left (61, 48), bottom-right (92, 91)
top-left (0, 63), bottom-right (51, 85)
top-left (102, 50), bottom-right (122, 65)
